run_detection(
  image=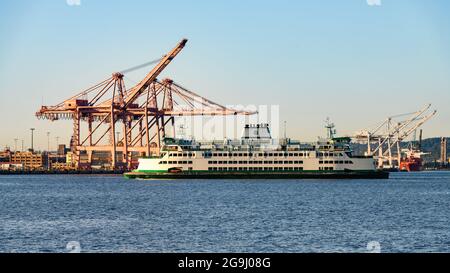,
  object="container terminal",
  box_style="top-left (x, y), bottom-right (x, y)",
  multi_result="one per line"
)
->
top-left (0, 39), bottom-right (442, 176)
